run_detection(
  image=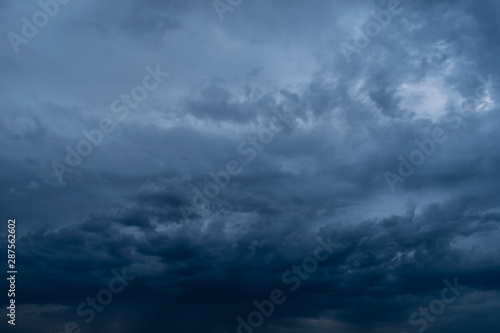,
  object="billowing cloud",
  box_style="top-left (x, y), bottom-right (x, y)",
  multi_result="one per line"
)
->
top-left (0, 0), bottom-right (499, 332)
